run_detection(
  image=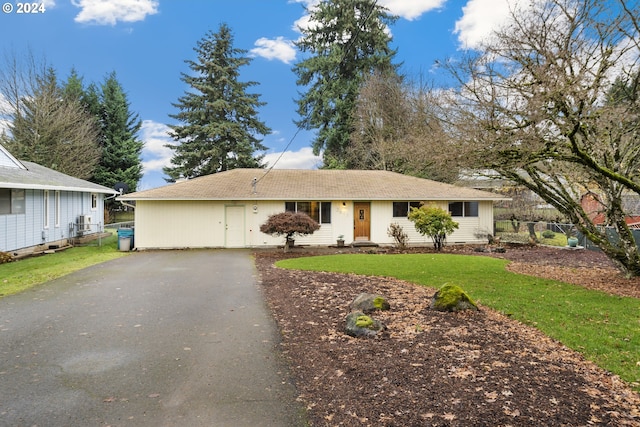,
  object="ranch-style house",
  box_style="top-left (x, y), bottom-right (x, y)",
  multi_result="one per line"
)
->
top-left (118, 168), bottom-right (506, 249)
